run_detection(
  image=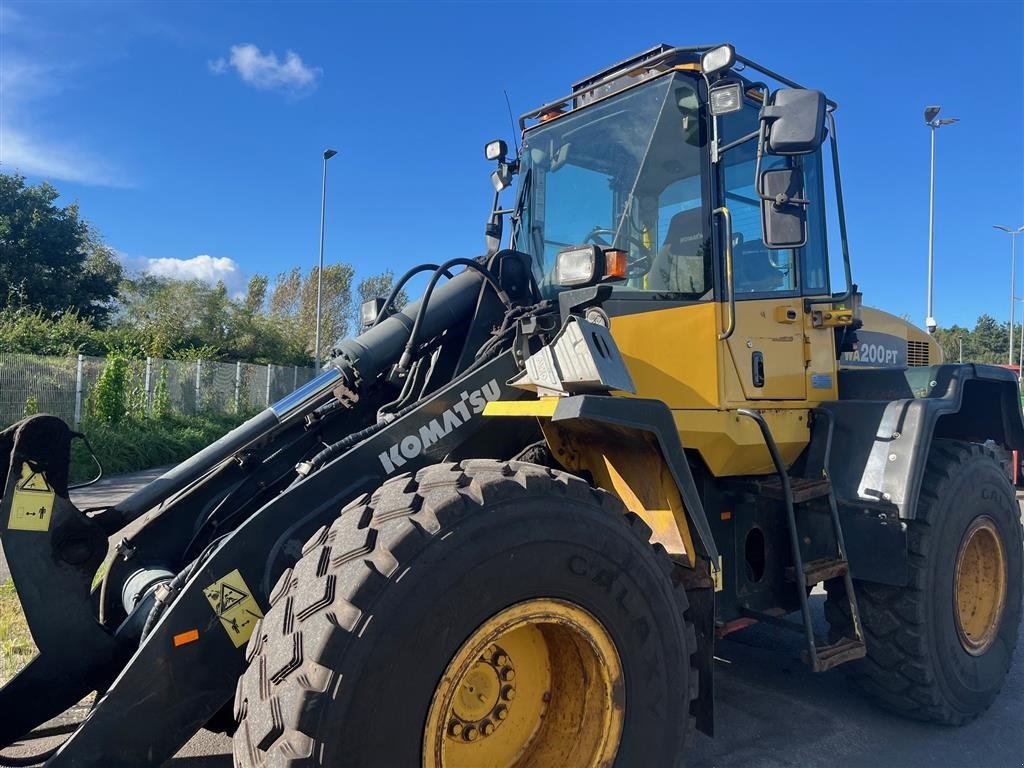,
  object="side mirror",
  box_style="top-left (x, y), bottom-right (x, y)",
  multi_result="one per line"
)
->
top-left (760, 167), bottom-right (807, 249)
top-left (760, 89), bottom-right (826, 155)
